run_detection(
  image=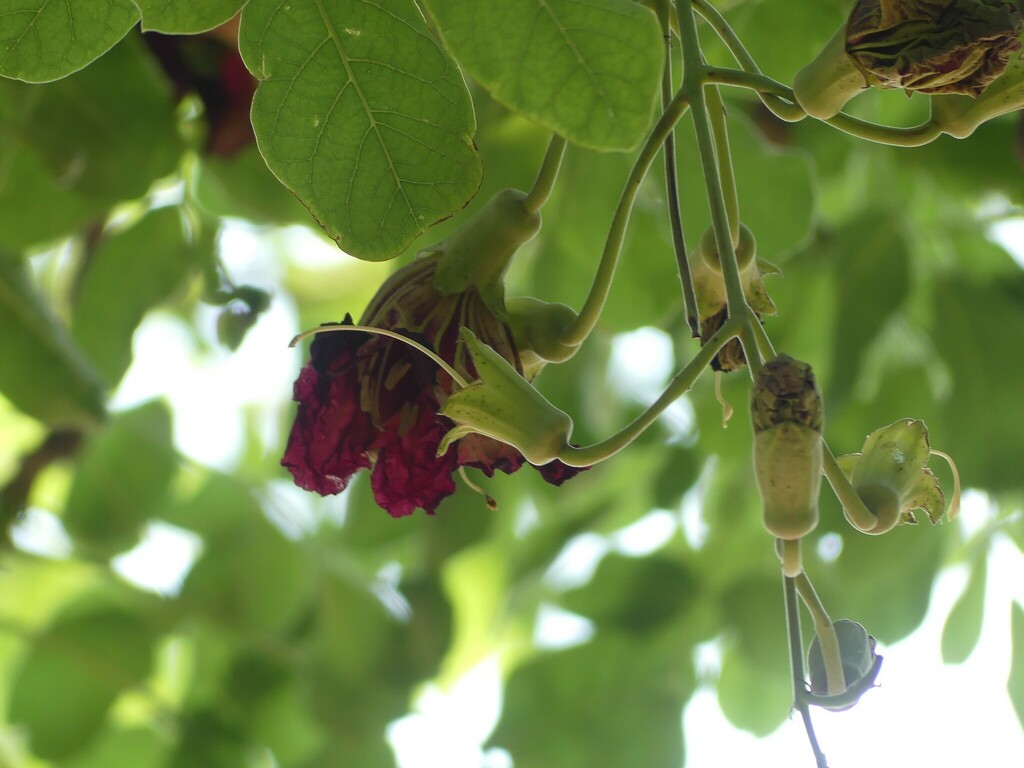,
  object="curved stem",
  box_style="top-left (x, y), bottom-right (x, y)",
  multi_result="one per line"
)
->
top-left (795, 572), bottom-right (845, 697)
top-left (703, 66), bottom-right (796, 99)
top-left (744, 314), bottom-right (775, 369)
top-left (289, 324), bottom-right (470, 389)
top-left (658, 0), bottom-right (700, 337)
top-left (690, 0), bottom-right (805, 122)
top-left (825, 112), bottom-right (943, 147)
top-left (523, 134), bottom-right (568, 214)
top-left (560, 90), bottom-right (692, 348)
top-left (821, 441), bottom-right (879, 533)
top-left (783, 575), bottom-right (830, 768)
top-left (930, 448), bottom-right (962, 520)
top-left (558, 318), bottom-right (739, 466)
